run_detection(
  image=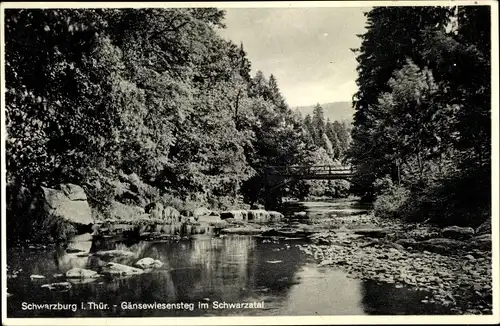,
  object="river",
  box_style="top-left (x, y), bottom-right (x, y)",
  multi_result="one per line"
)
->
top-left (6, 199), bottom-right (451, 317)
